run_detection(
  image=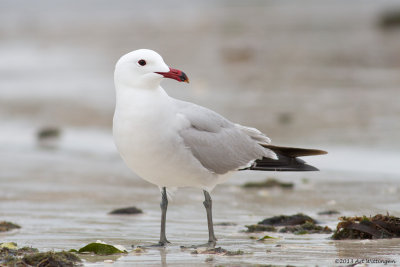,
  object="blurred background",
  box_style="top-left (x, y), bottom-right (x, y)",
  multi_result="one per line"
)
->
top-left (1, 0), bottom-right (400, 265)
top-left (1, 0), bottom-right (400, 148)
